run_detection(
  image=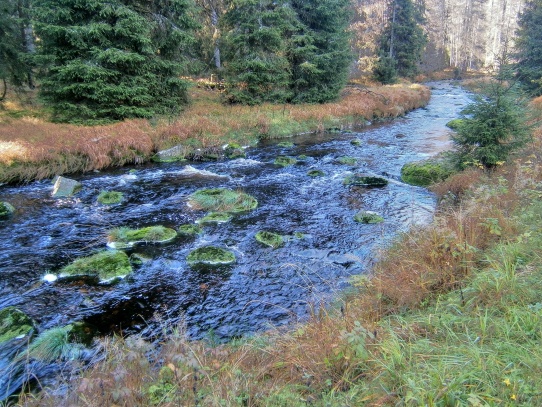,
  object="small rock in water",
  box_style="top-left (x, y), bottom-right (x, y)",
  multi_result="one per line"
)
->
top-left (52, 176), bottom-right (82, 198)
